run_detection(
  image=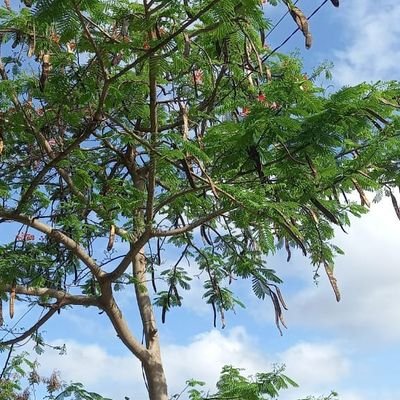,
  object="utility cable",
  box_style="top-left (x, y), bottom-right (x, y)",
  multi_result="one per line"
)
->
top-left (266, 0), bottom-right (300, 38)
top-left (263, 0), bottom-right (330, 62)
